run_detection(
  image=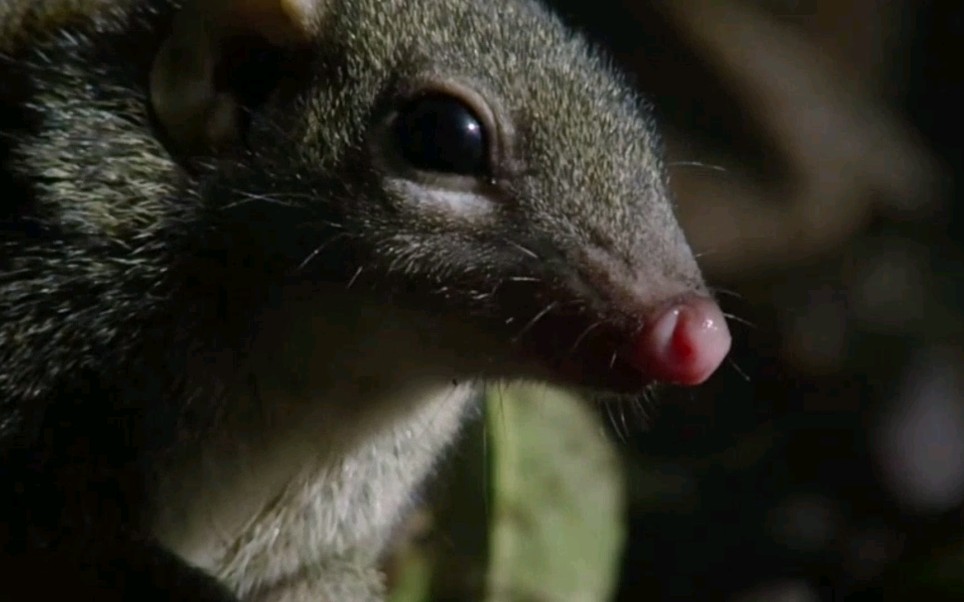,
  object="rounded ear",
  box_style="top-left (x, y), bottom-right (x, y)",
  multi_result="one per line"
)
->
top-left (150, 0), bottom-right (322, 154)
